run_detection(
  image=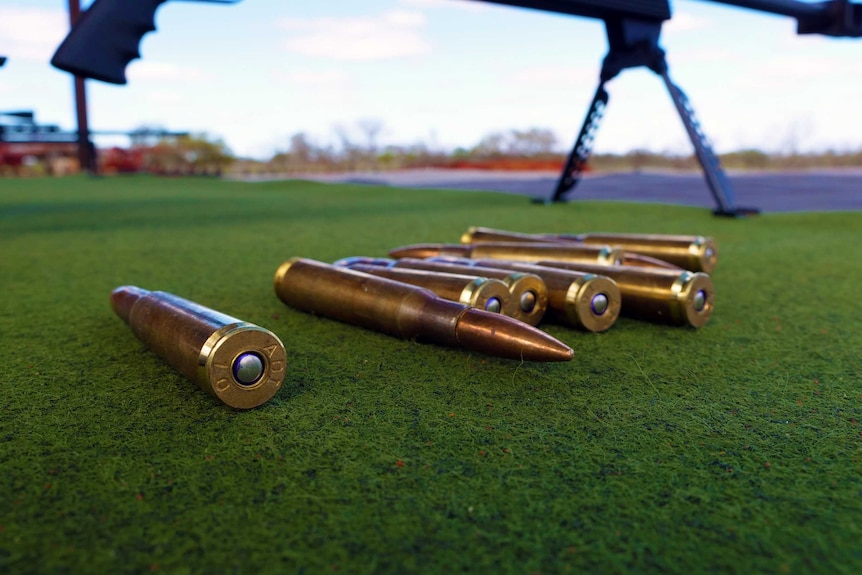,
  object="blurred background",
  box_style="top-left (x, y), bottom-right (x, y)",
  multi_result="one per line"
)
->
top-left (2, 0), bottom-right (861, 176)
